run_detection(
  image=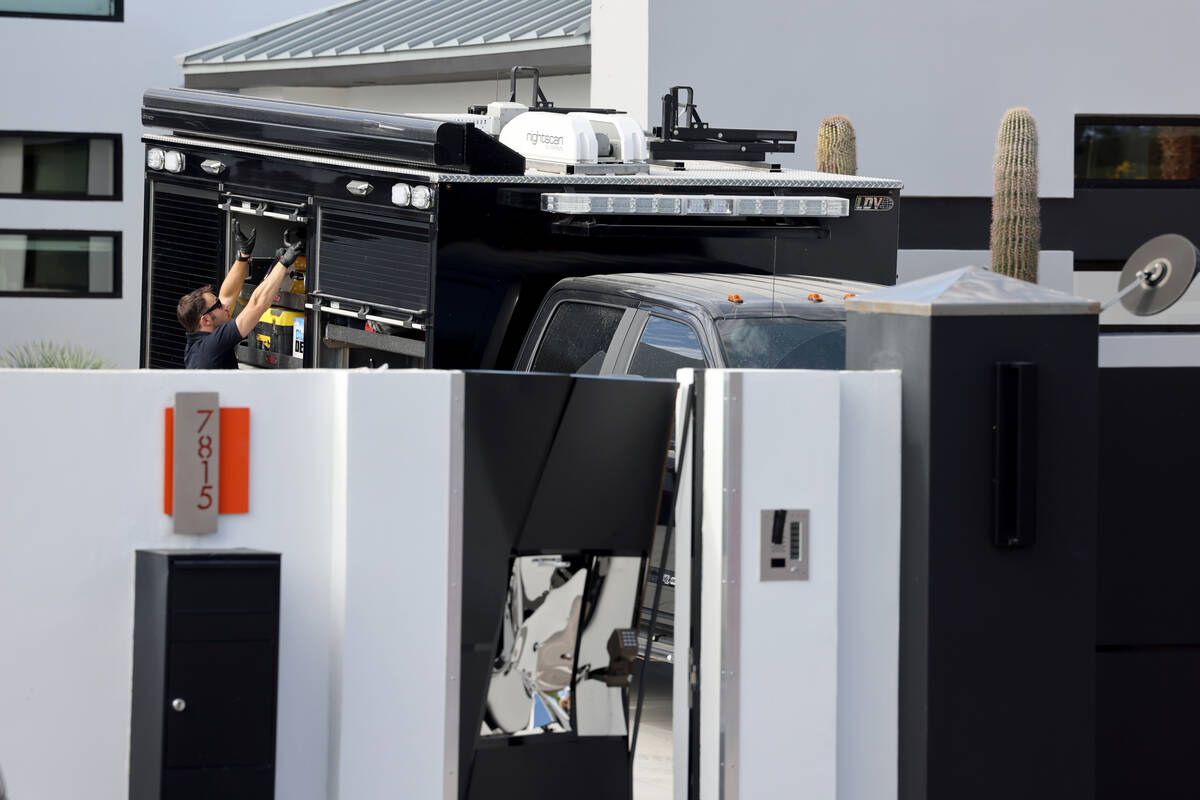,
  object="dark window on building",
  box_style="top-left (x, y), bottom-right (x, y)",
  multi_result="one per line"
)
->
top-left (0, 231), bottom-right (120, 297)
top-left (1076, 116), bottom-right (1200, 187)
top-left (0, 133), bottom-right (120, 199)
top-left (628, 316), bottom-right (707, 377)
top-left (530, 301), bottom-right (625, 374)
top-left (0, 0), bottom-right (122, 21)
